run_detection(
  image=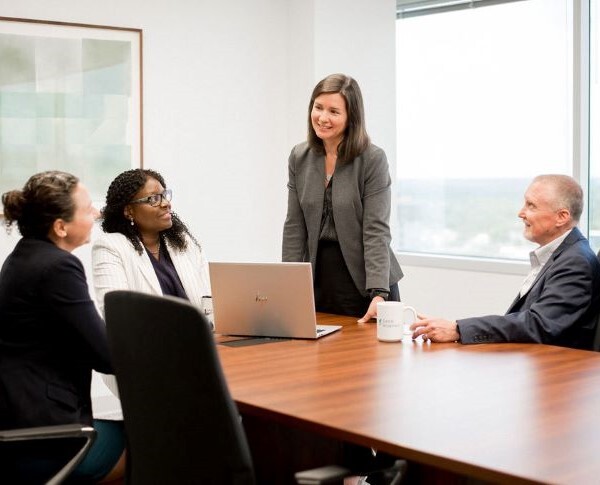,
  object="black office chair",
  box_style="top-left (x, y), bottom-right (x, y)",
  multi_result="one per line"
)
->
top-left (105, 290), bottom-right (255, 484)
top-left (594, 307), bottom-right (600, 352)
top-left (0, 423), bottom-right (96, 484)
top-left (105, 290), bottom-right (405, 485)
top-left (594, 251), bottom-right (600, 352)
